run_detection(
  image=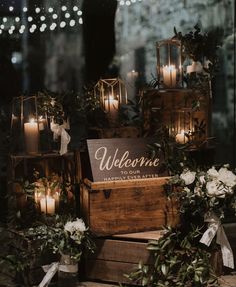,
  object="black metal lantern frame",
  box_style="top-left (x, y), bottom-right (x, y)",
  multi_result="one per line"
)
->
top-left (156, 38), bottom-right (183, 89)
